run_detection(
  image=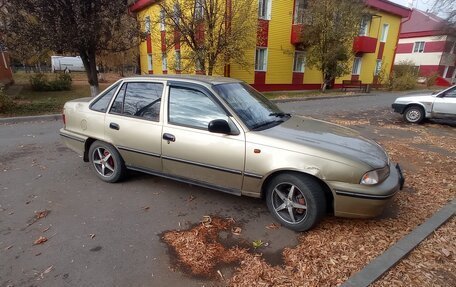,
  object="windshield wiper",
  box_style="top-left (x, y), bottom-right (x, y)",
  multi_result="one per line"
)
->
top-left (269, 112), bottom-right (291, 118)
top-left (251, 120), bottom-right (284, 131)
